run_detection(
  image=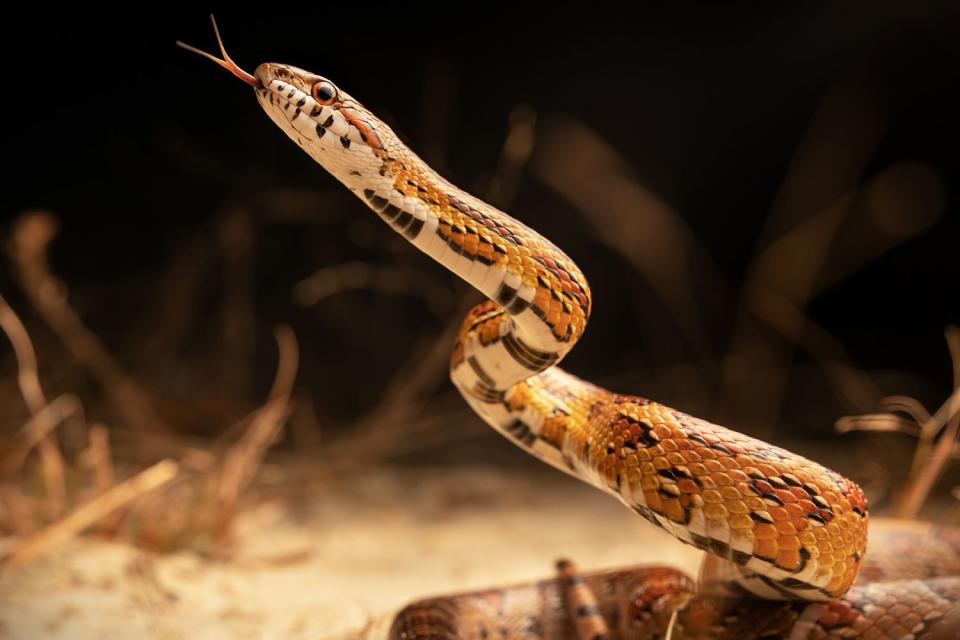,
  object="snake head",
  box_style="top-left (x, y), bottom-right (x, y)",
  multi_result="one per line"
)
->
top-left (253, 63), bottom-right (386, 154)
top-left (178, 15), bottom-right (388, 187)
